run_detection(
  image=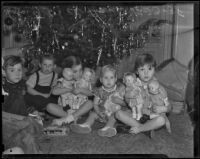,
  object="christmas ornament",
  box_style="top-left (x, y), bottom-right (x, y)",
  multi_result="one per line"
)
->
top-left (64, 42), bottom-right (68, 46)
top-left (73, 34), bottom-right (79, 40)
top-left (4, 17), bottom-right (13, 26)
